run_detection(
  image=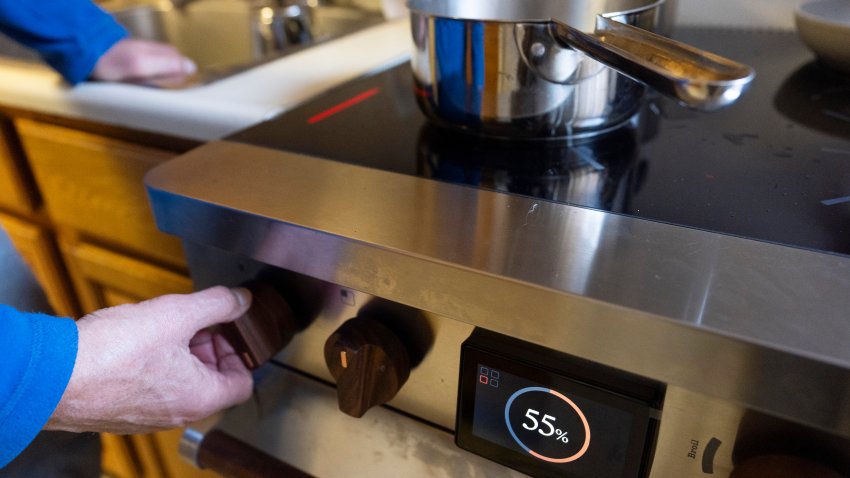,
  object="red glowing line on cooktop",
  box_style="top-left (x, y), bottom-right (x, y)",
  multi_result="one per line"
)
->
top-left (307, 87), bottom-right (380, 124)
